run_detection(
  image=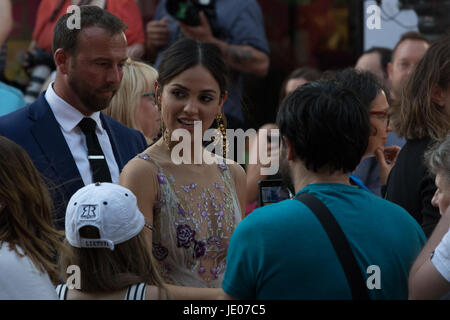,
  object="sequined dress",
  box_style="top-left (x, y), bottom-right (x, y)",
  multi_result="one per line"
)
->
top-left (137, 153), bottom-right (242, 288)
